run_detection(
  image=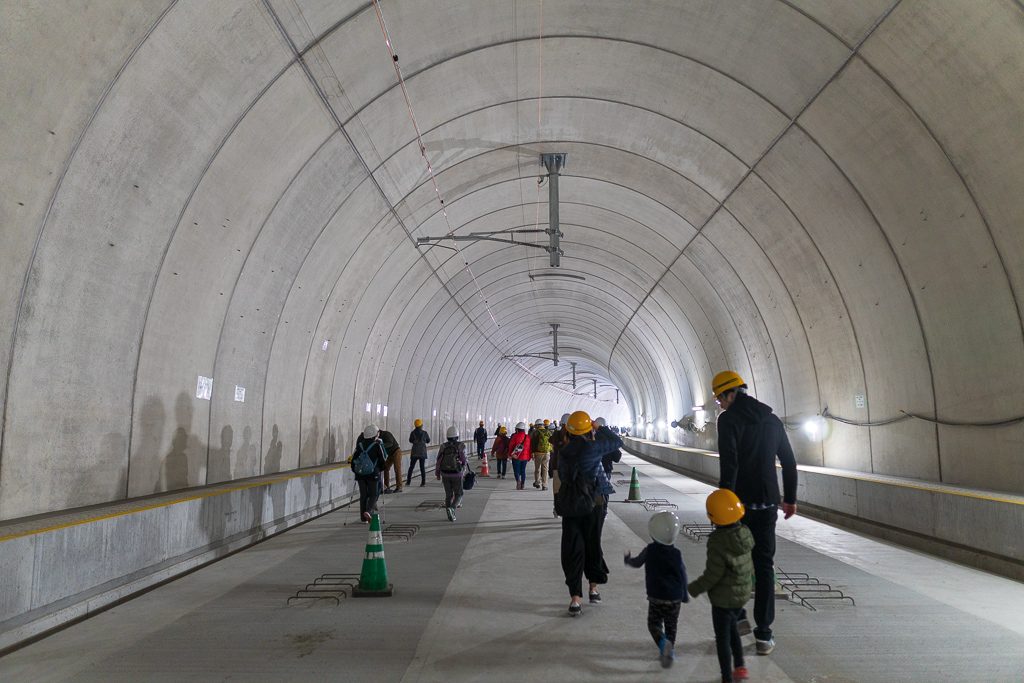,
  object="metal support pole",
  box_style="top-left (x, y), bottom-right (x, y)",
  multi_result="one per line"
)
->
top-left (593, 379), bottom-right (598, 399)
top-left (616, 389), bottom-right (620, 405)
top-left (541, 153), bottom-right (566, 268)
top-left (551, 323), bottom-right (559, 366)
top-left (571, 362), bottom-right (577, 390)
